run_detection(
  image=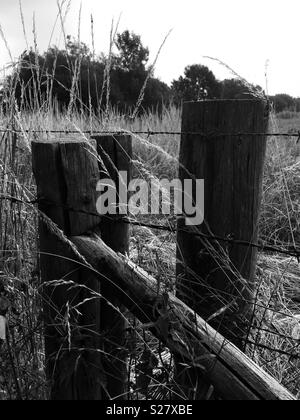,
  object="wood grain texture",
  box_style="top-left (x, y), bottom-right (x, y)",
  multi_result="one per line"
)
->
top-left (177, 100), bottom-right (269, 346)
top-left (32, 140), bottom-right (103, 400)
top-left (92, 135), bottom-right (132, 399)
top-left (71, 233), bottom-right (295, 401)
